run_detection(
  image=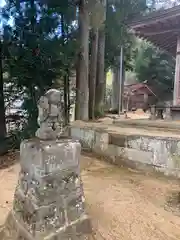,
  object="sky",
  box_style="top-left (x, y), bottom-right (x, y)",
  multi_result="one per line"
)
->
top-left (0, 0), bottom-right (5, 7)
